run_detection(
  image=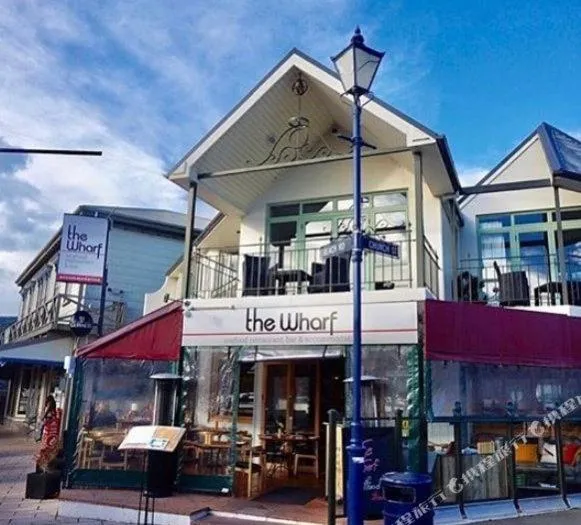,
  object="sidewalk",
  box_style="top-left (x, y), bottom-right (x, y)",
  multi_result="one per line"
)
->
top-left (0, 426), bottom-right (130, 524)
